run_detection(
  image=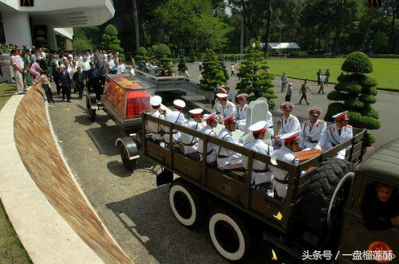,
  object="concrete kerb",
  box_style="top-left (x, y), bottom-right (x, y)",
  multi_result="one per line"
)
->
top-left (0, 95), bottom-right (104, 263)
